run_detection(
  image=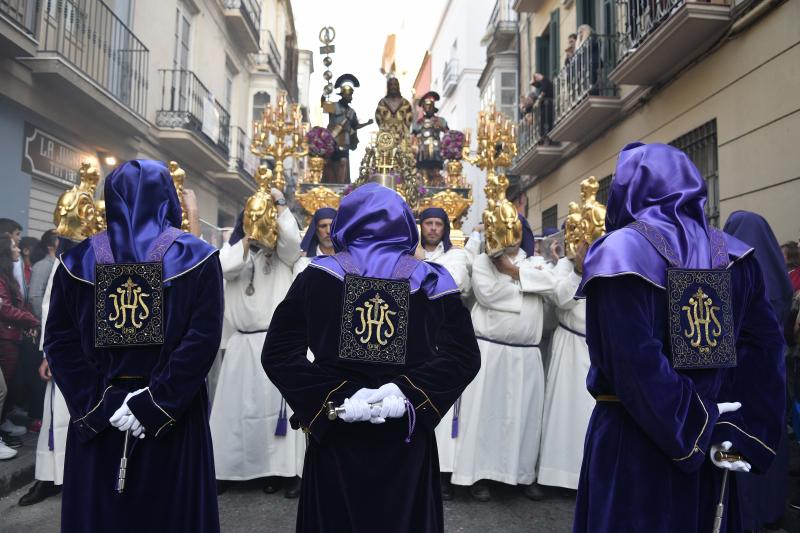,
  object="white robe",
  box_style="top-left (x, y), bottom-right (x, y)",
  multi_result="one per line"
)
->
top-left (536, 259), bottom-right (594, 490)
top-left (35, 259), bottom-right (69, 485)
top-left (210, 209), bottom-right (305, 480)
top-left (425, 242), bottom-right (472, 473)
top-left (451, 251), bottom-right (553, 486)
